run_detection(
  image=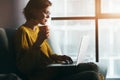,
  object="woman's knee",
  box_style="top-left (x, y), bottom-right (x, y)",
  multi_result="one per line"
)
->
top-left (77, 62), bottom-right (99, 72)
top-left (88, 62), bottom-right (99, 72)
top-left (86, 71), bottom-right (99, 80)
